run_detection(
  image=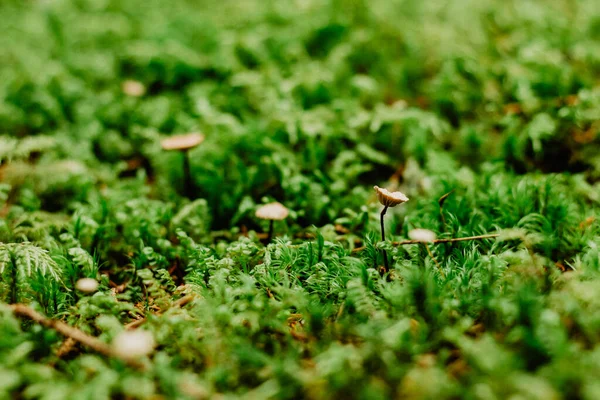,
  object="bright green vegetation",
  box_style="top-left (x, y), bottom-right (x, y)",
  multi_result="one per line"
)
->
top-left (1, 0), bottom-right (600, 398)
